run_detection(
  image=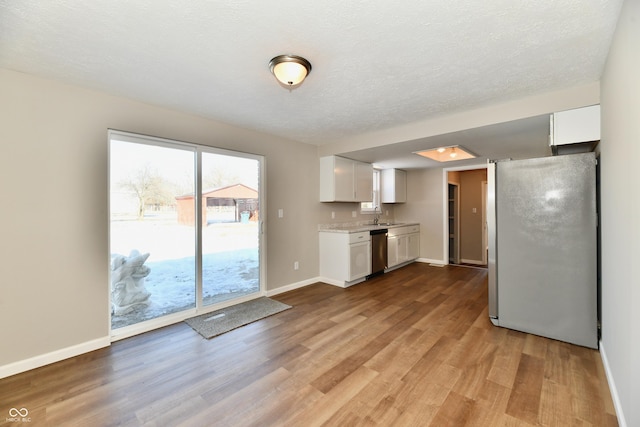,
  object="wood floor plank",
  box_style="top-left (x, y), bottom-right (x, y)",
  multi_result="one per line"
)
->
top-left (523, 333), bottom-right (549, 359)
top-left (486, 329), bottom-right (525, 388)
top-left (243, 383), bottom-right (323, 427)
top-left (286, 365), bottom-right (379, 427)
top-left (301, 314), bottom-right (366, 350)
top-left (506, 353), bottom-right (546, 424)
top-left (543, 339), bottom-right (572, 386)
top-left (345, 377), bottom-right (405, 424)
top-left (0, 264), bottom-right (618, 426)
top-left (538, 379), bottom-right (574, 427)
top-left (430, 391), bottom-right (476, 426)
top-left (474, 378), bottom-right (512, 414)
